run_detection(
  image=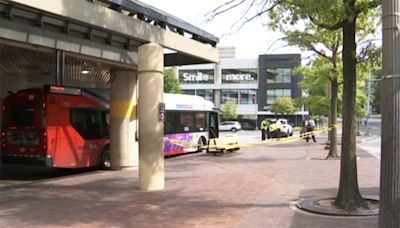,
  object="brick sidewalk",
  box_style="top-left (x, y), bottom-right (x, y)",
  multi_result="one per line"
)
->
top-left (0, 140), bottom-right (380, 228)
